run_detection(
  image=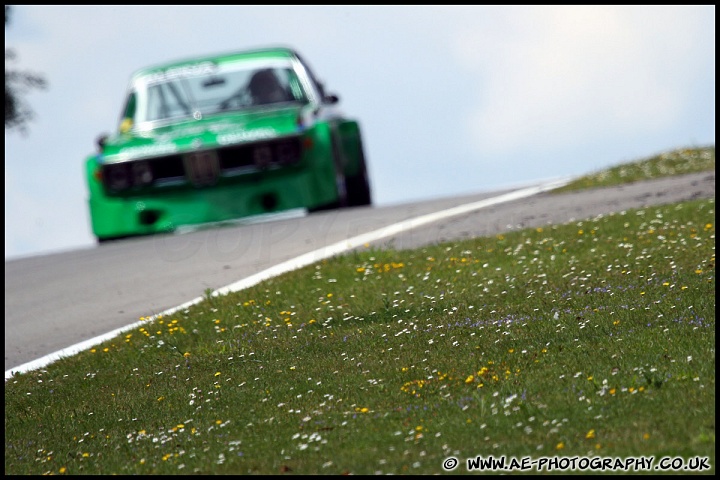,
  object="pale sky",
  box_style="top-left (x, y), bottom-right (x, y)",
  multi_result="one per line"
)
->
top-left (4, 5), bottom-right (715, 260)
